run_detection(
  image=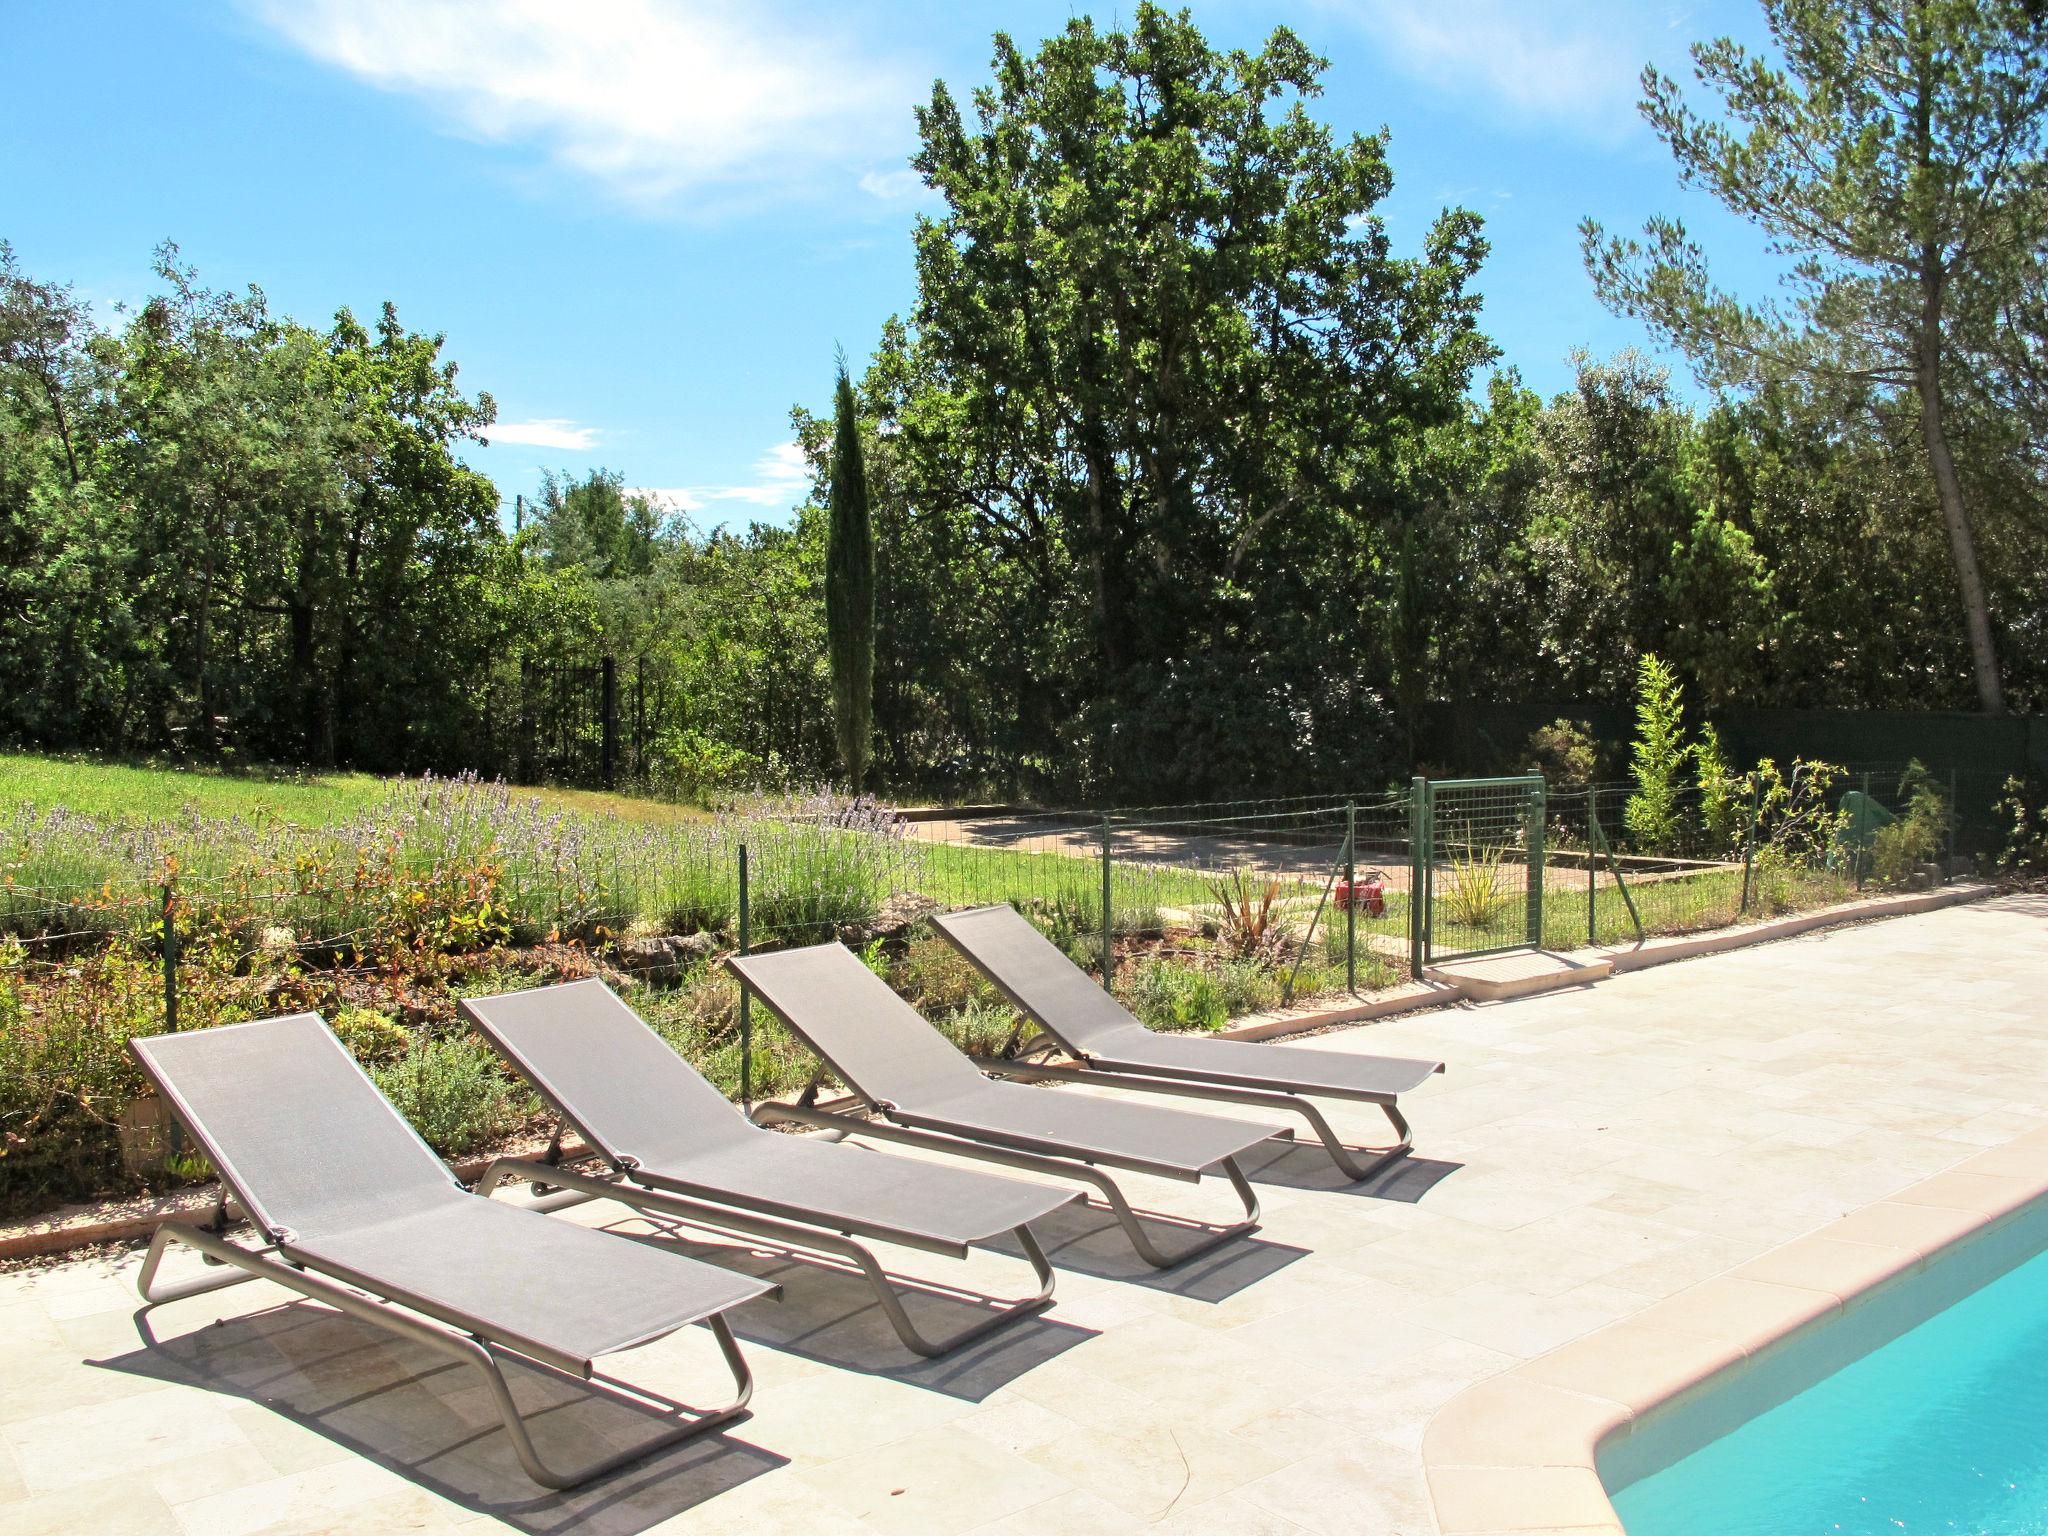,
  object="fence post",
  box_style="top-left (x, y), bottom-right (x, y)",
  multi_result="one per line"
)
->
top-left (161, 878), bottom-right (178, 1034)
top-left (161, 876), bottom-right (182, 1159)
top-left (1857, 771), bottom-right (1870, 891)
top-left (1739, 782), bottom-right (1759, 914)
top-left (1344, 801), bottom-right (1357, 993)
top-left (1586, 789), bottom-right (1597, 947)
top-left (518, 660), bottom-right (535, 783)
top-left (600, 655), bottom-right (619, 789)
top-left (1408, 777), bottom-right (1427, 979)
top-left (1099, 816), bottom-right (1114, 992)
top-left (737, 843), bottom-right (752, 1110)
top-left (1947, 766), bottom-right (1958, 881)
top-left (1526, 779), bottom-right (1546, 950)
